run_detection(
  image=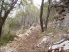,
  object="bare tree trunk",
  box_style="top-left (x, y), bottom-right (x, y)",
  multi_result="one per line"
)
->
top-left (45, 0), bottom-right (51, 31)
top-left (21, 17), bottom-right (23, 26)
top-left (0, 18), bottom-right (4, 38)
top-left (0, 25), bottom-right (2, 38)
top-left (40, 0), bottom-right (44, 32)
